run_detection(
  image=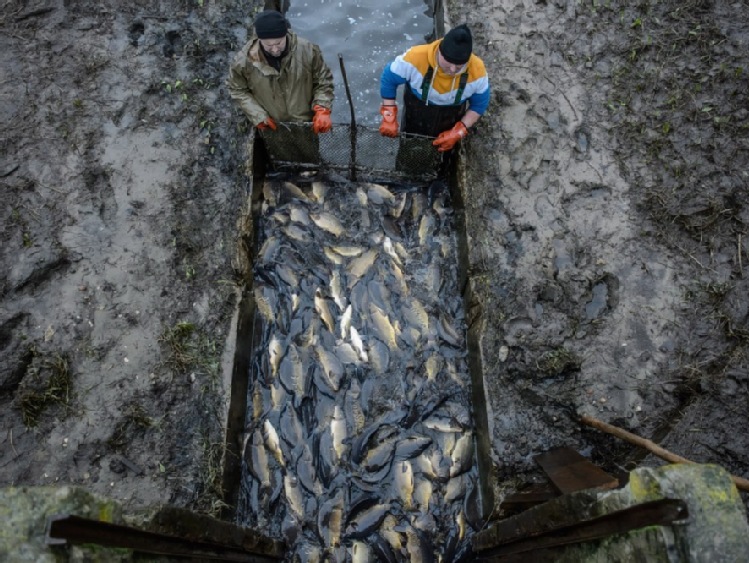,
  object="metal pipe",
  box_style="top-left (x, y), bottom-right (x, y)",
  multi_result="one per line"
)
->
top-left (337, 53), bottom-right (357, 182)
